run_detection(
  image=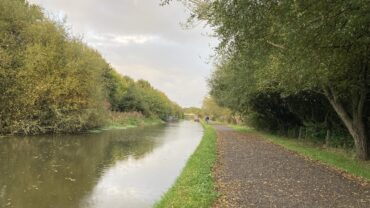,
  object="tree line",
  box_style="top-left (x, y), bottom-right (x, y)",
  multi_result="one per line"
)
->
top-left (0, 0), bottom-right (182, 135)
top-left (104, 70), bottom-right (183, 121)
top-left (165, 0), bottom-right (370, 160)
